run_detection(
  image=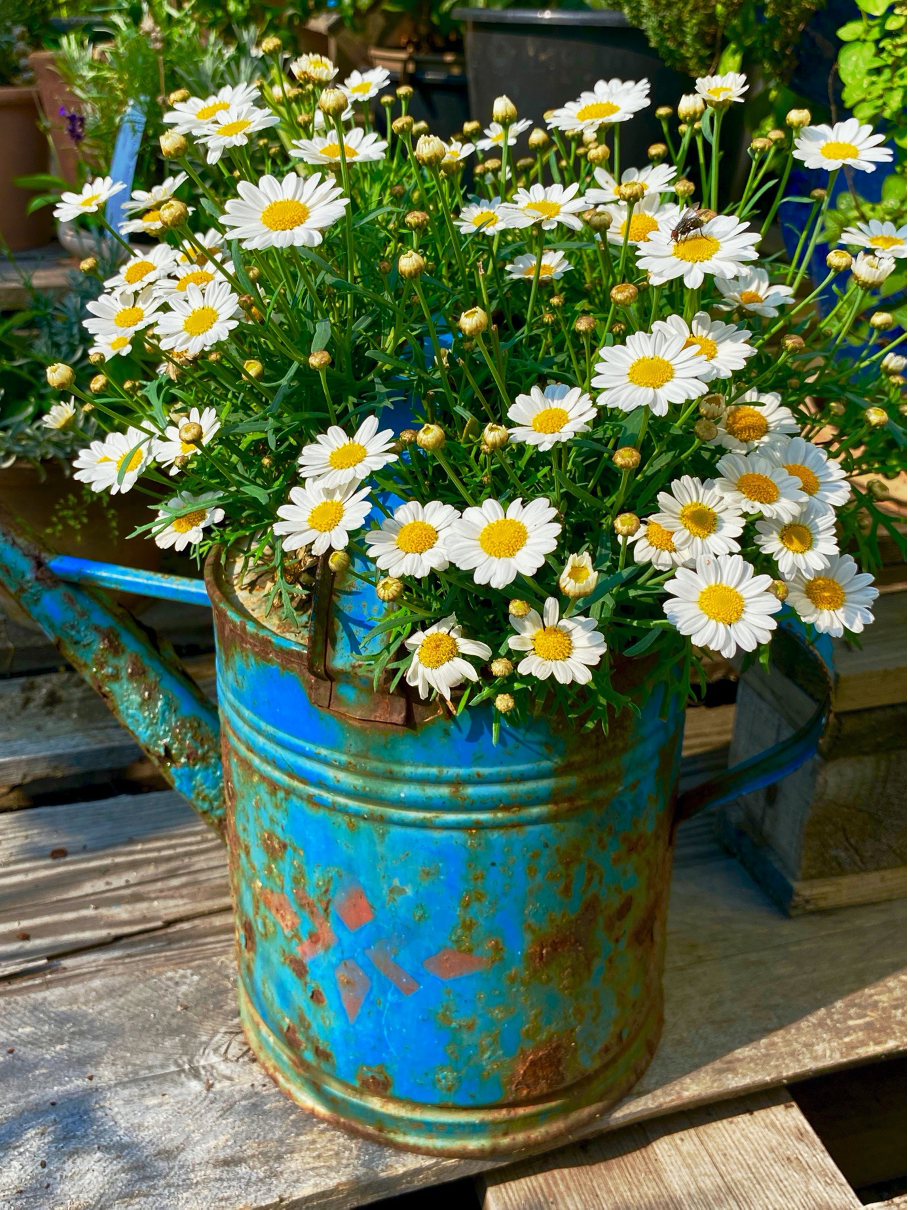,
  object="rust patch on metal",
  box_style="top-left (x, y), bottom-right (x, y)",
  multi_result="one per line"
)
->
top-left (310, 986), bottom-right (326, 1007)
top-left (241, 916), bottom-right (255, 955)
top-left (259, 887), bottom-right (301, 937)
top-left (334, 884), bottom-right (374, 931)
top-left (314, 1044), bottom-right (334, 1065)
top-left (261, 830), bottom-right (288, 861)
top-left (357, 1064), bottom-right (392, 1096)
top-left (509, 1033), bottom-right (576, 1099)
top-left (526, 893), bottom-right (601, 991)
top-left (285, 1022), bottom-right (302, 1051)
top-left (335, 959), bottom-right (370, 1023)
top-left (285, 952), bottom-right (308, 980)
top-left (293, 887), bottom-right (338, 960)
